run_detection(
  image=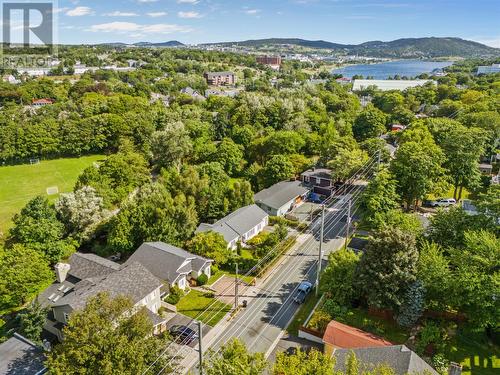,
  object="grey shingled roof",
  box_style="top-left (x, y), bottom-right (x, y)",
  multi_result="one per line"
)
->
top-left (254, 180), bottom-right (310, 210)
top-left (333, 345), bottom-right (438, 375)
top-left (125, 242), bottom-right (212, 283)
top-left (196, 204), bottom-right (268, 243)
top-left (0, 333), bottom-right (46, 375)
top-left (54, 261), bottom-right (162, 310)
top-left (68, 252), bottom-right (121, 280)
top-left (301, 168), bottom-right (332, 180)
